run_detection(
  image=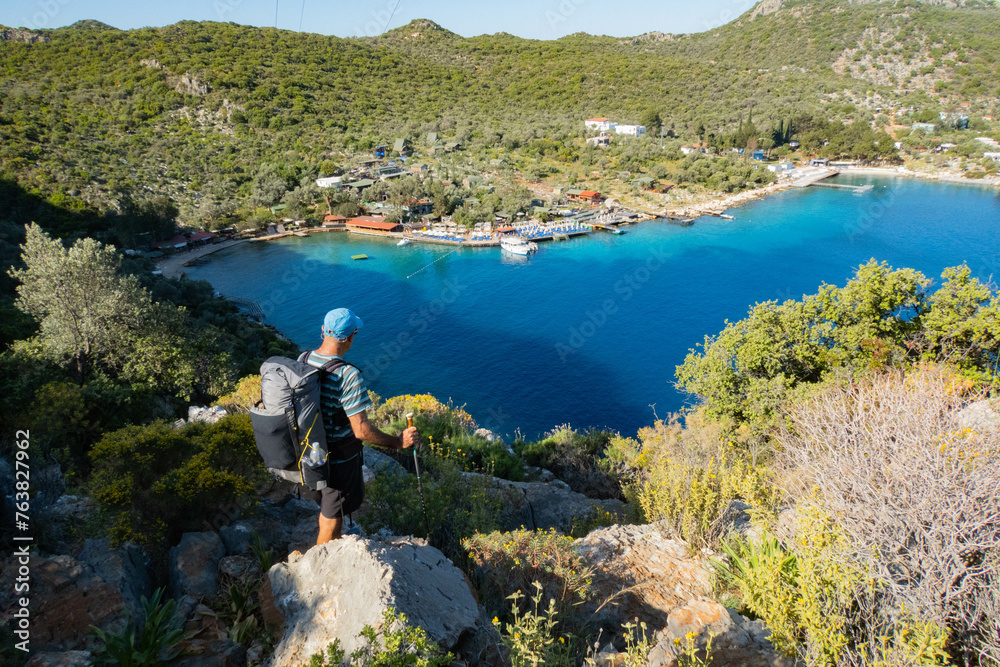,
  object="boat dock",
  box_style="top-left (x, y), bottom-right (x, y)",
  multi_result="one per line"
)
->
top-left (809, 182), bottom-right (875, 193)
top-left (791, 168), bottom-right (840, 188)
